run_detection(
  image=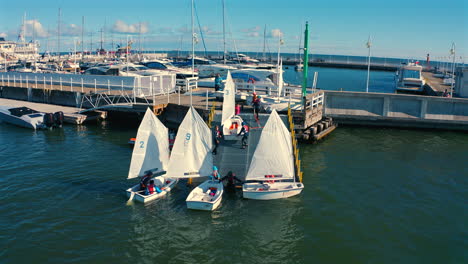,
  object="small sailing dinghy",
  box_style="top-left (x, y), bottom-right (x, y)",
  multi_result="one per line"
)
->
top-left (243, 109), bottom-right (304, 200)
top-left (221, 71), bottom-right (244, 140)
top-left (126, 108), bottom-right (177, 203)
top-left (165, 106), bottom-right (223, 211)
